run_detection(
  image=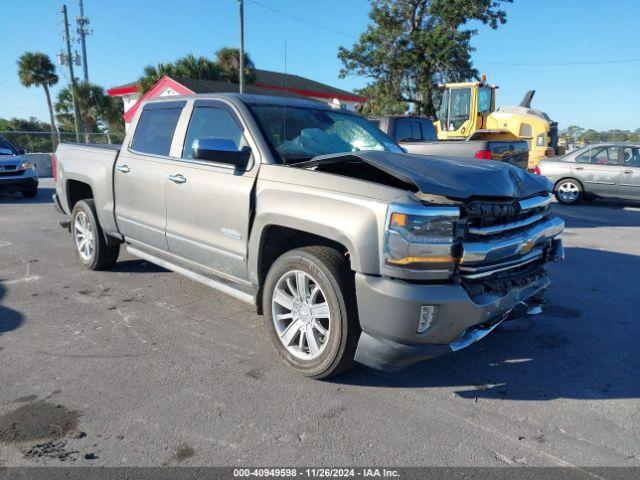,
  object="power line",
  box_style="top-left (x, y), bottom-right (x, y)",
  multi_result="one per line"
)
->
top-left (476, 57), bottom-right (640, 66)
top-left (247, 0), bottom-right (357, 39)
